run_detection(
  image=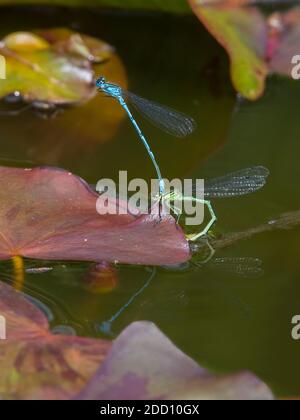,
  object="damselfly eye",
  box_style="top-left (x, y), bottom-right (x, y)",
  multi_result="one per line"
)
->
top-left (96, 77), bottom-right (106, 88)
